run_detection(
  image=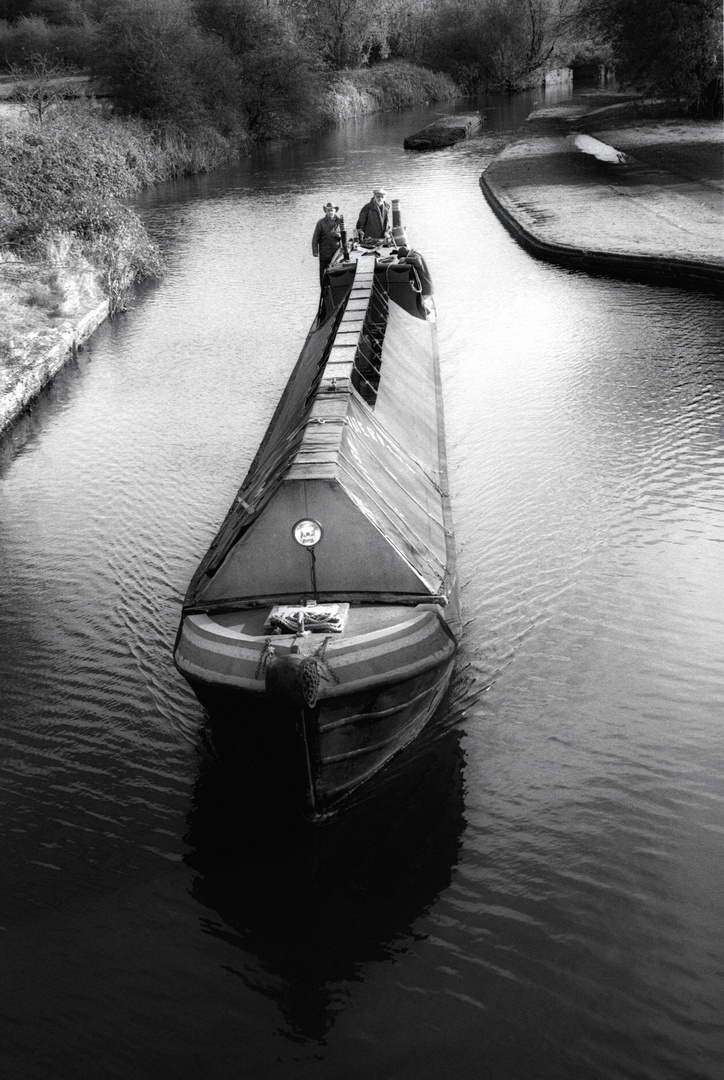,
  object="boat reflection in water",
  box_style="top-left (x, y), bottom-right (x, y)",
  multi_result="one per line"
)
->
top-left (183, 702), bottom-right (466, 1042)
top-left (175, 202), bottom-right (461, 820)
